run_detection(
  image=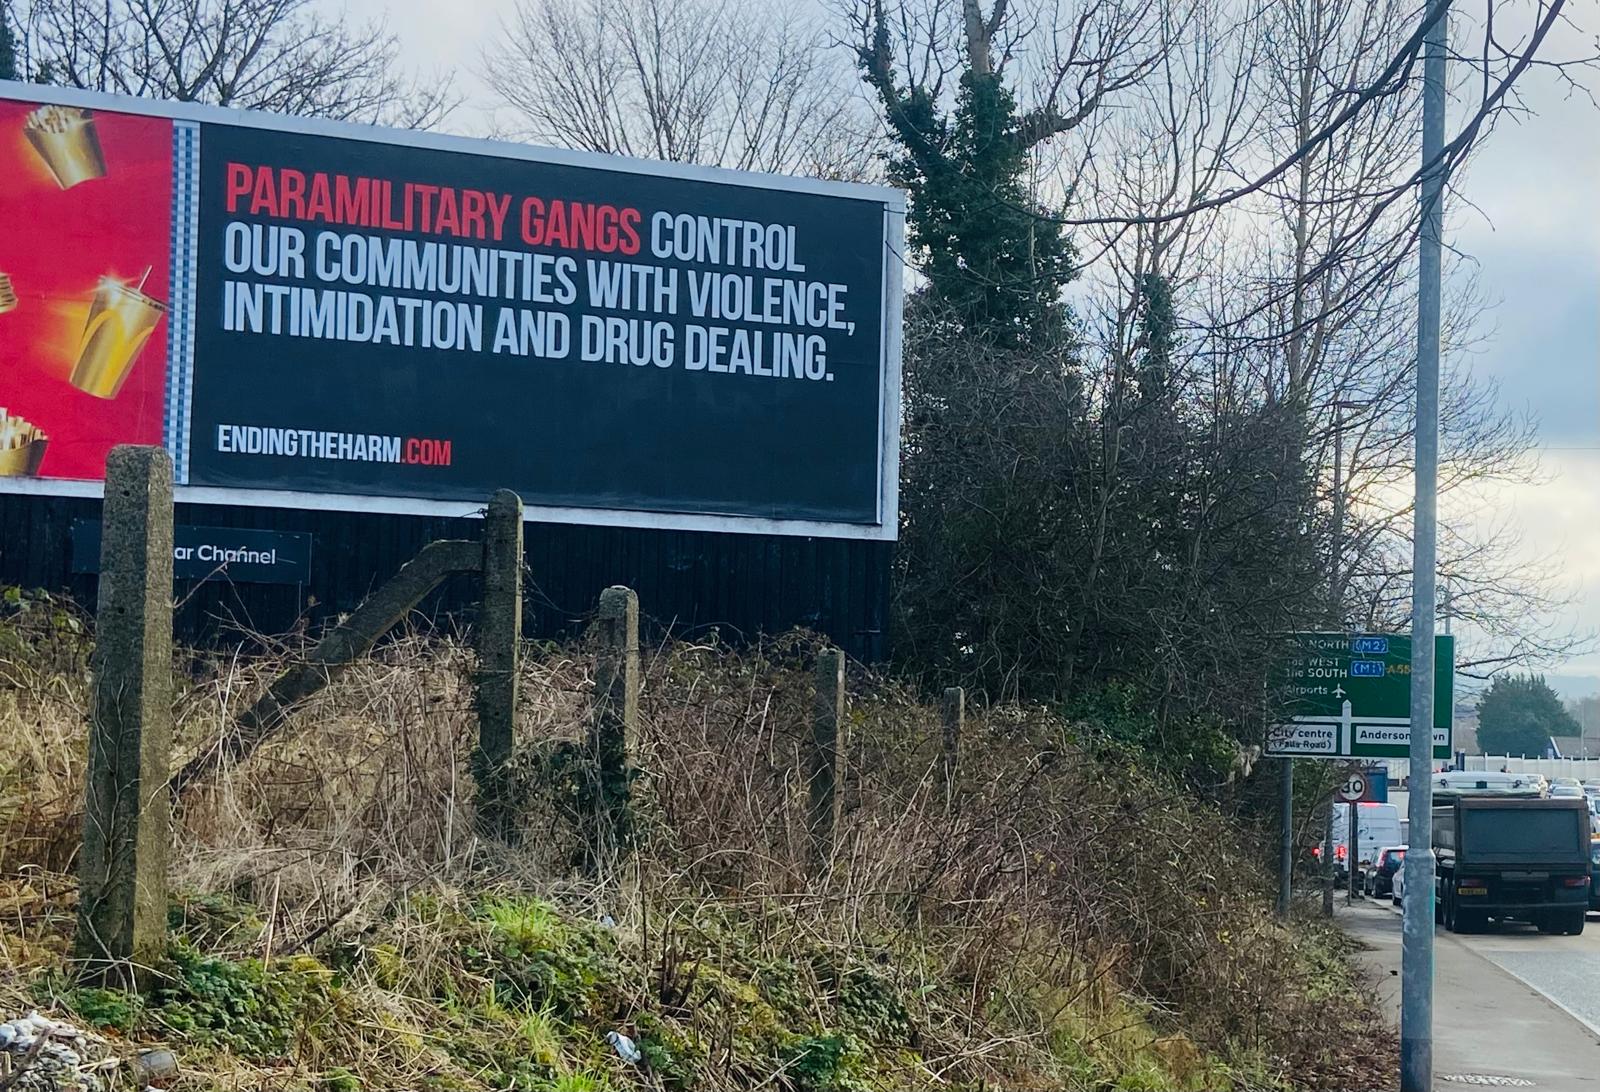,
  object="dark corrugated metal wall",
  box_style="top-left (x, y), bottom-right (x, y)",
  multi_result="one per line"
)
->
top-left (0, 493), bottom-right (891, 661)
